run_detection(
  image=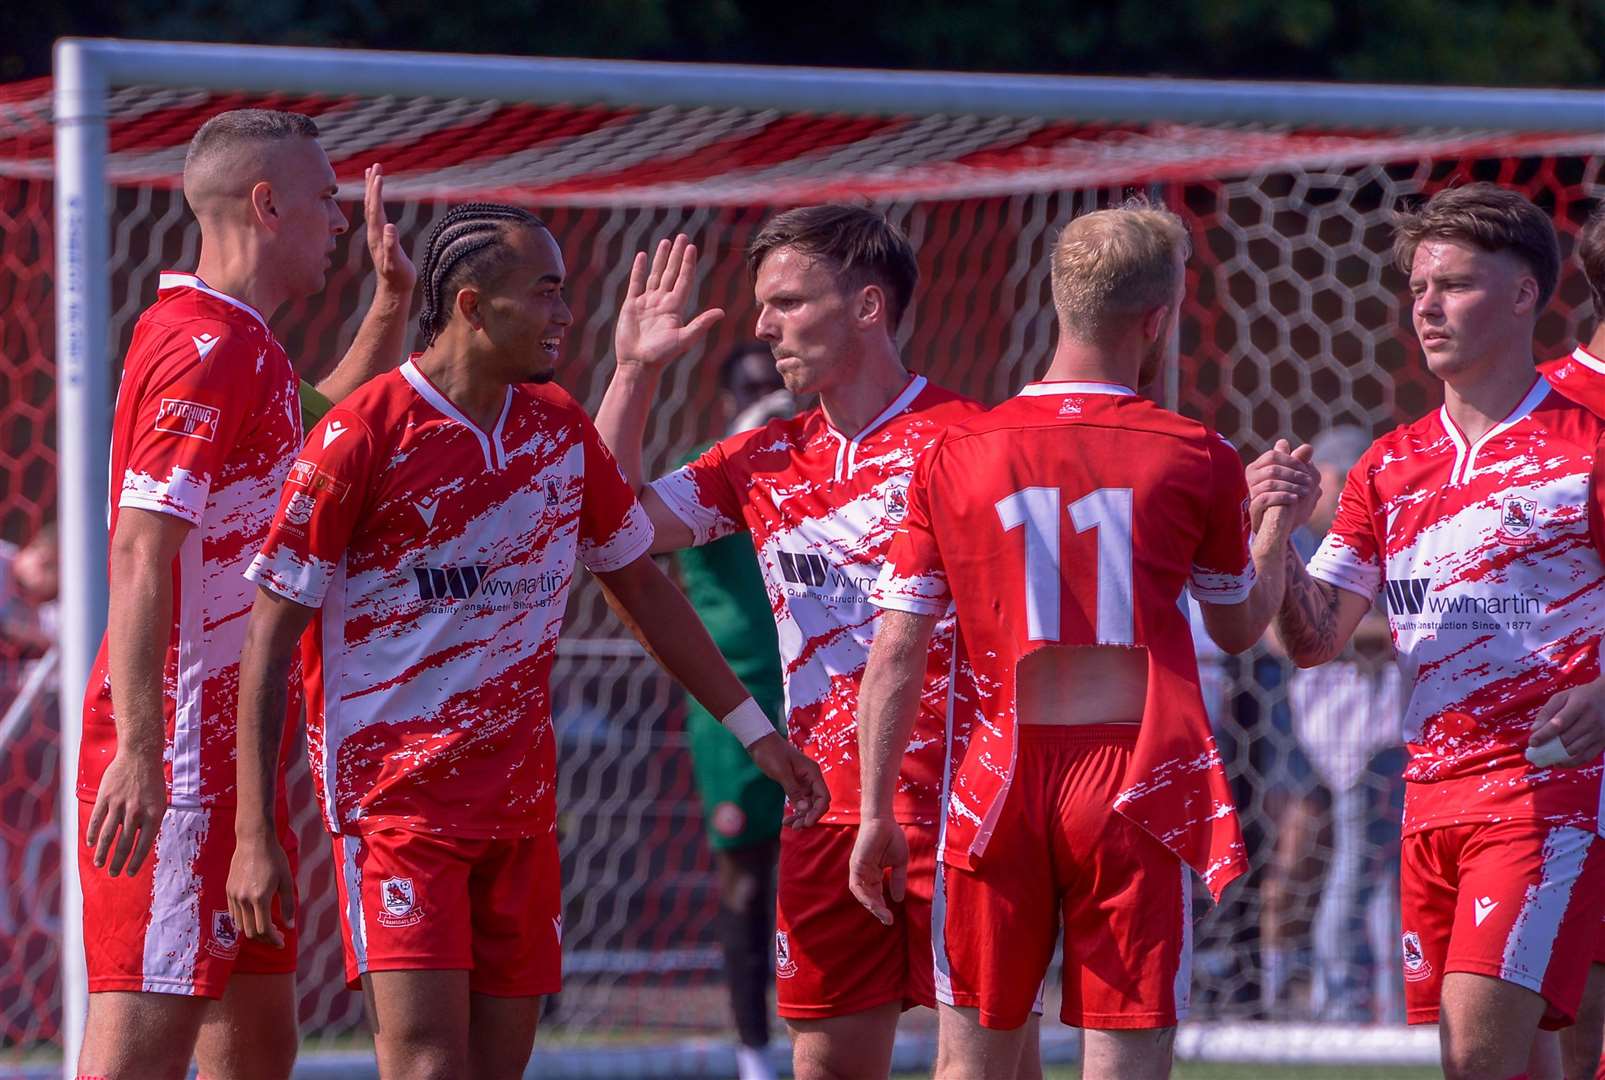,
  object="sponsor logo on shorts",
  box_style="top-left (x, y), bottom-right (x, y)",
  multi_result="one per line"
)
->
top-left (1401, 929), bottom-right (1432, 983)
top-left (207, 909), bottom-right (240, 958)
top-left (712, 801), bottom-right (747, 839)
top-left (377, 876), bottom-right (424, 928)
top-left (775, 930), bottom-right (797, 979)
top-left (553, 914), bottom-right (563, 945)
top-left (154, 398), bottom-right (221, 442)
top-left (1474, 895), bottom-right (1500, 927)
